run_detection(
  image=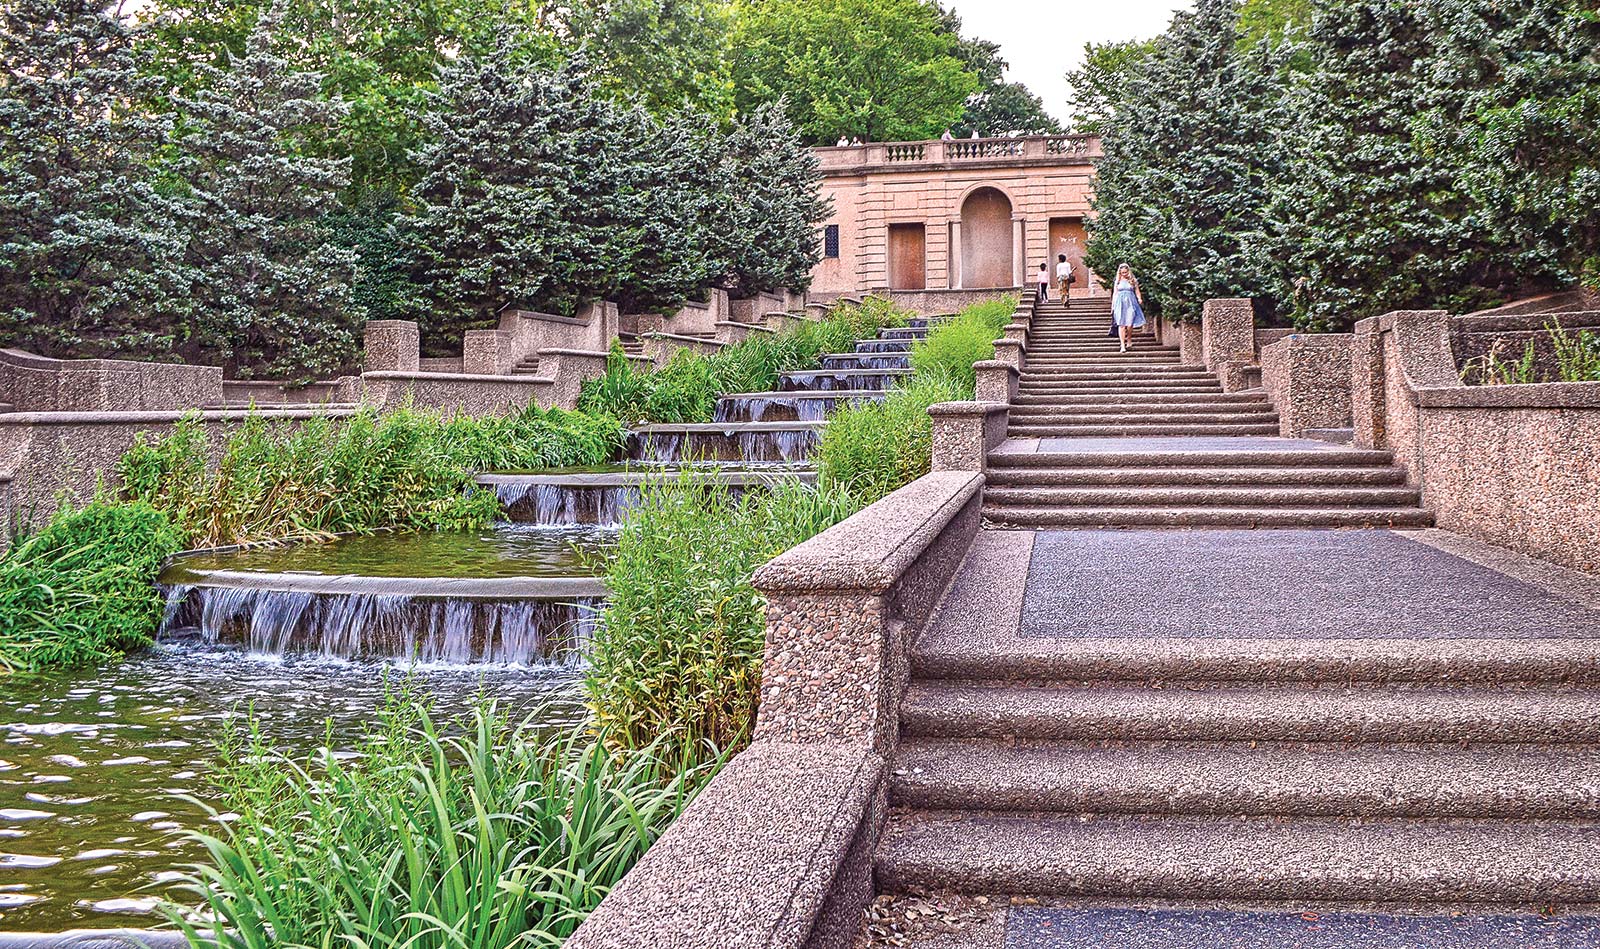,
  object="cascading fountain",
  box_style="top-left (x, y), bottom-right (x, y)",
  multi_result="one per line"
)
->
top-left (156, 527), bottom-right (610, 665)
